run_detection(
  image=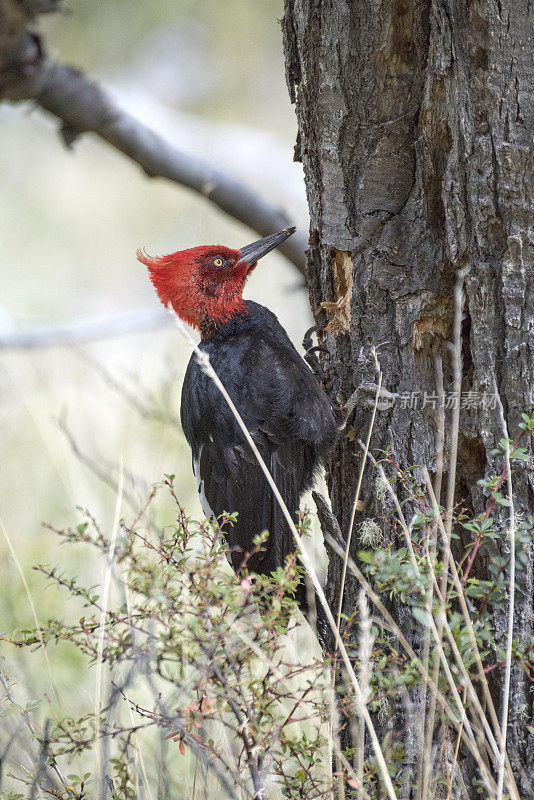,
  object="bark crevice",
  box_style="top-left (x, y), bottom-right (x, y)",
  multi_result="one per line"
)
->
top-left (283, 0), bottom-right (533, 794)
